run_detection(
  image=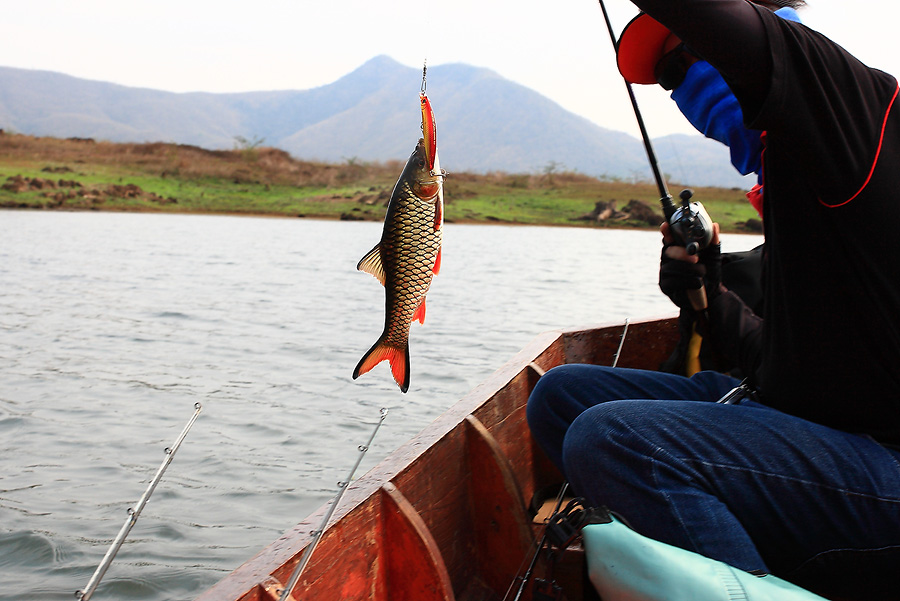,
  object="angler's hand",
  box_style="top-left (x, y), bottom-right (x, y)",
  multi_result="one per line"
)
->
top-left (659, 221), bottom-right (723, 311)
